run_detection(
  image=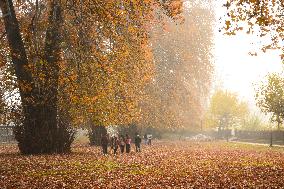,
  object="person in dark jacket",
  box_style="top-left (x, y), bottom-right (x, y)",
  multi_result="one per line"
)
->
top-left (119, 135), bottom-right (125, 153)
top-left (112, 136), bottom-right (119, 155)
top-left (135, 133), bottom-right (142, 152)
top-left (125, 134), bottom-right (131, 153)
top-left (101, 133), bottom-right (109, 155)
